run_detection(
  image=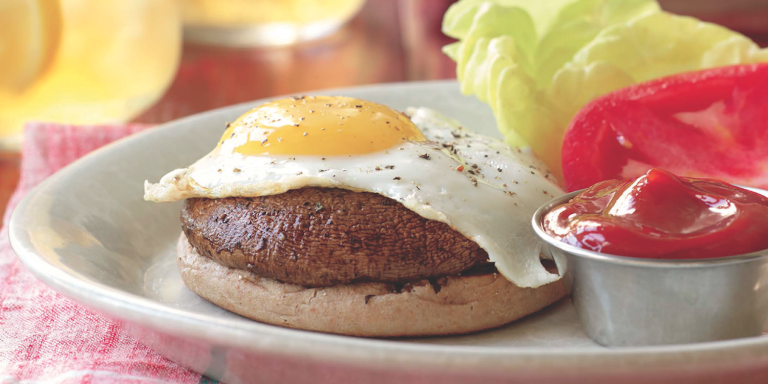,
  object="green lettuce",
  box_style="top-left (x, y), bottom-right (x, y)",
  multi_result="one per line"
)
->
top-left (443, 0), bottom-right (768, 180)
